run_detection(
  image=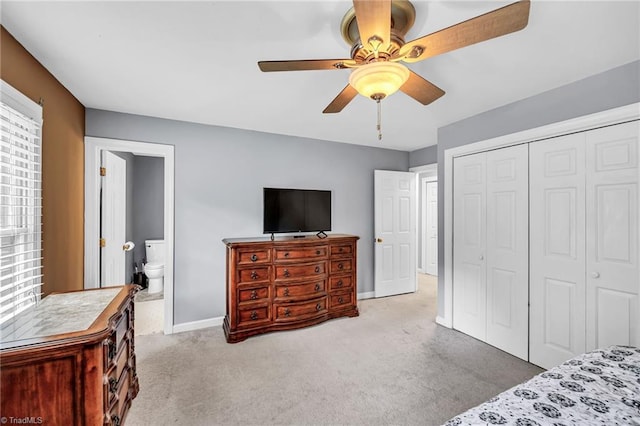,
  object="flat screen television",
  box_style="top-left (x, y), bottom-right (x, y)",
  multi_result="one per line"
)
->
top-left (263, 188), bottom-right (331, 236)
